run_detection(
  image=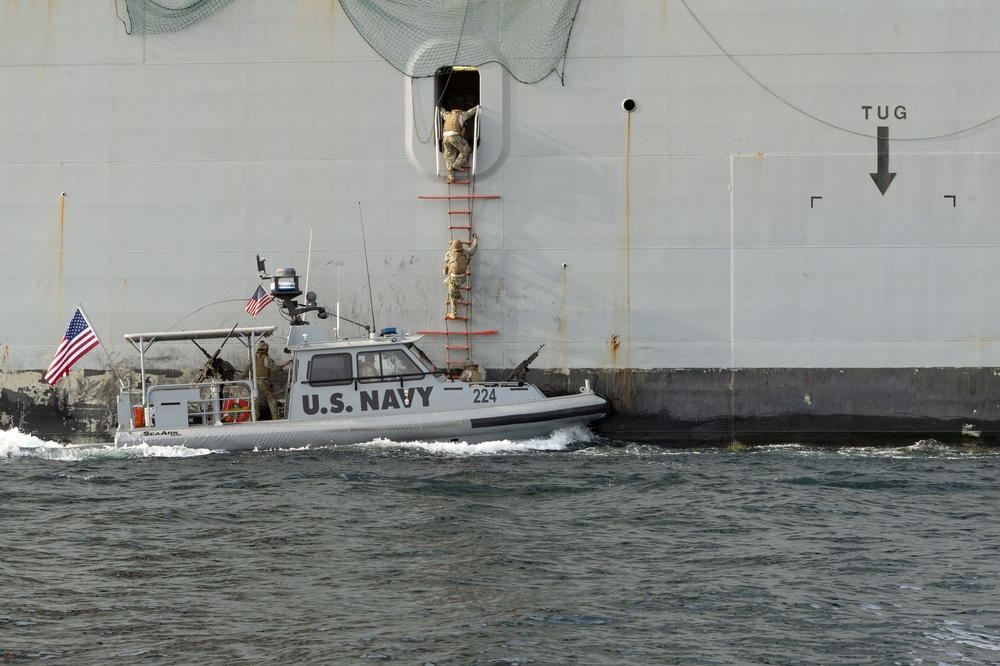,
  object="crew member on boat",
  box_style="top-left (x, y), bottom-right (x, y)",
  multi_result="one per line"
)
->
top-left (358, 353), bottom-right (378, 379)
top-left (459, 359), bottom-right (484, 383)
top-left (243, 341), bottom-right (289, 419)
